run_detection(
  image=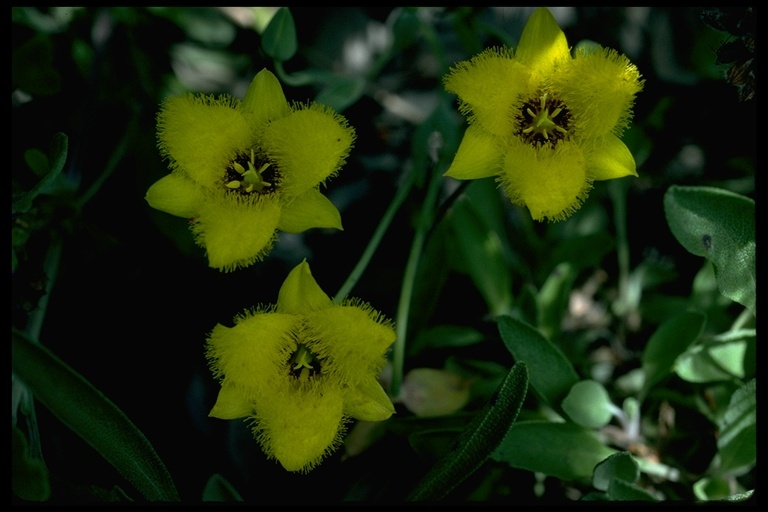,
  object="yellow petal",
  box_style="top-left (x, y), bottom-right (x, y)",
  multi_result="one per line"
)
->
top-left (444, 47), bottom-right (531, 138)
top-left (262, 104), bottom-right (355, 197)
top-left (157, 94), bottom-right (252, 185)
top-left (515, 8), bottom-right (571, 73)
top-left (444, 124), bottom-right (504, 180)
top-left (254, 378), bottom-right (345, 472)
top-left (343, 377), bottom-right (395, 422)
top-left (238, 68), bottom-right (291, 131)
top-left (277, 188), bottom-right (343, 233)
top-left (145, 173), bottom-right (204, 218)
top-left (209, 380), bottom-right (254, 420)
top-left (276, 260), bottom-right (332, 314)
top-left (206, 312), bottom-right (299, 393)
top-left (306, 302), bottom-right (395, 386)
top-left (193, 194), bottom-right (281, 271)
top-left (553, 46), bottom-right (644, 139)
top-left (588, 133), bottom-right (638, 180)
top-left (500, 140), bottom-right (591, 222)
